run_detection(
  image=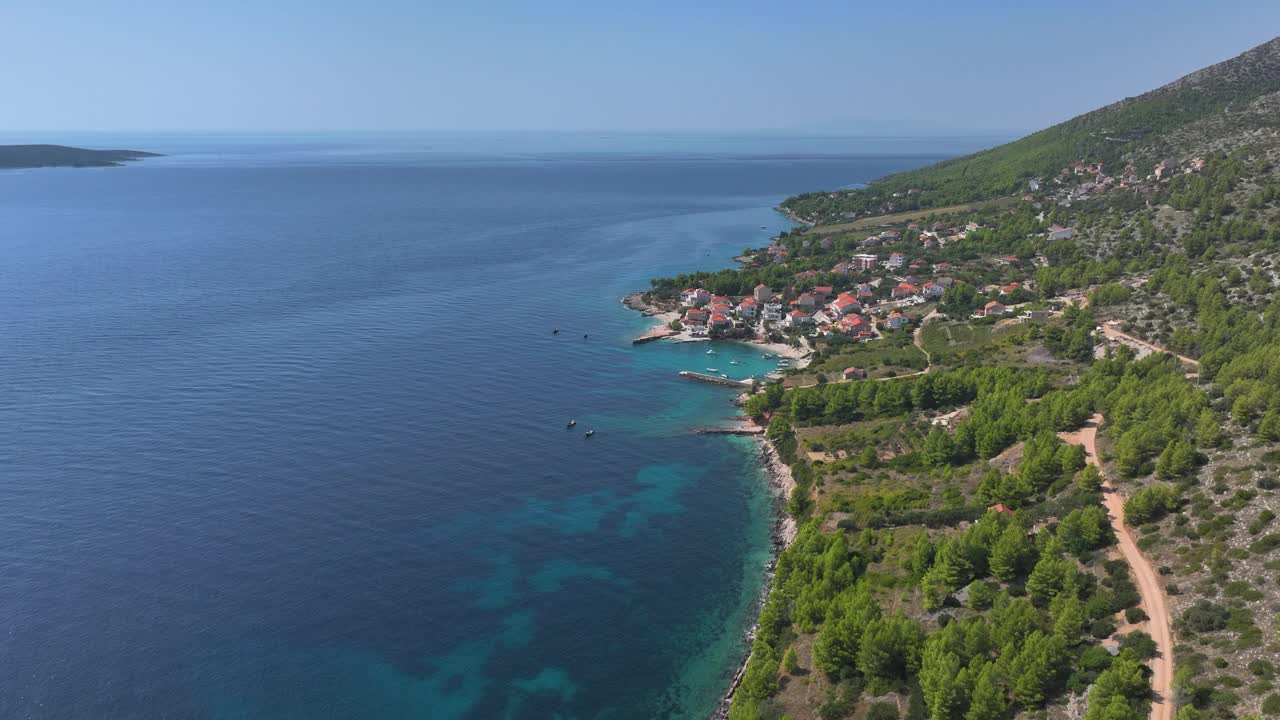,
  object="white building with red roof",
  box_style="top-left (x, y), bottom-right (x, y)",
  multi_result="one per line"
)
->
top-left (829, 292), bottom-right (862, 316)
top-left (842, 367), bottom-right (867, 380)
top-left (786, 310), bottom-right (813, 328)
top-left (737, 297), bottom-right (758, 319)
top-left (838, 314), bottom-right (874, 340)
top-left (708, 311), bottom-right (732, 330)
top-left (681, 288), bottom-right (711, 306)
top-left (922, 282), bottom-right (944, 298)
top-left (891, 282), bottom-right (919, 299)
top-left (884, 312), bottom-right (911, 330)
top-left (887, 252), bottom-right (906, 269)
top-left (1047, 224), bottom-right (1074, 241)
top-left (983, 301), bottom-right (1007, 316)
